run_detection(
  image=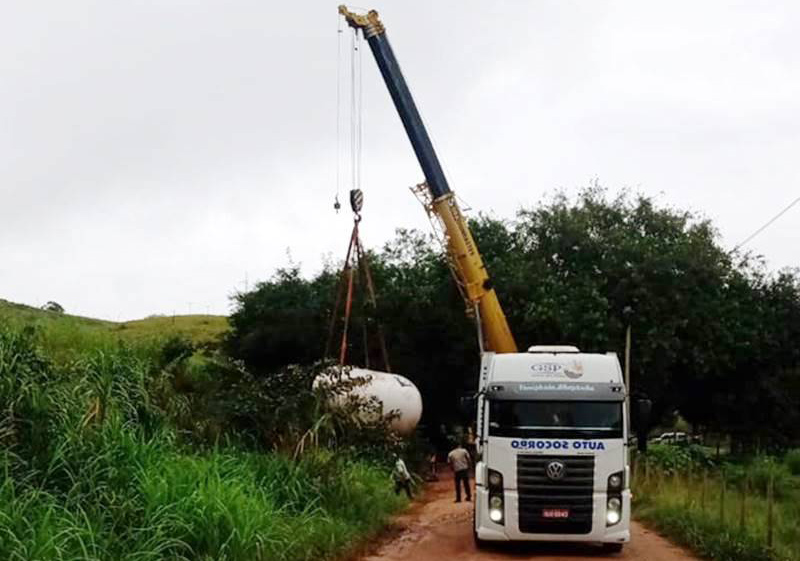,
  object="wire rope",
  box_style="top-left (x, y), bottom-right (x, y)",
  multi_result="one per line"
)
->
top-left (357, 30), bottom-right (364, 191)
top-left (350, 29), bottom-right (357, 191)
top-left (733, 195), bottom-right (800, 252)
top-left (335, 17), bottom-right (343, 206)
